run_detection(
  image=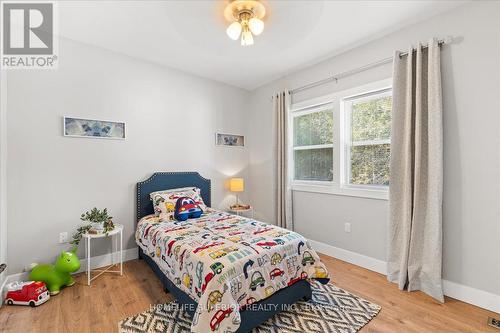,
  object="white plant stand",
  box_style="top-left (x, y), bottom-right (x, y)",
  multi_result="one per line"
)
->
top-left (83, 224), bottom-right (123, 286)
